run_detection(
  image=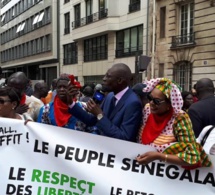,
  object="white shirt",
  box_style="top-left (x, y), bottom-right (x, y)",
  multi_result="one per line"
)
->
top-left (25, 95), bottom-right (44, 121)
